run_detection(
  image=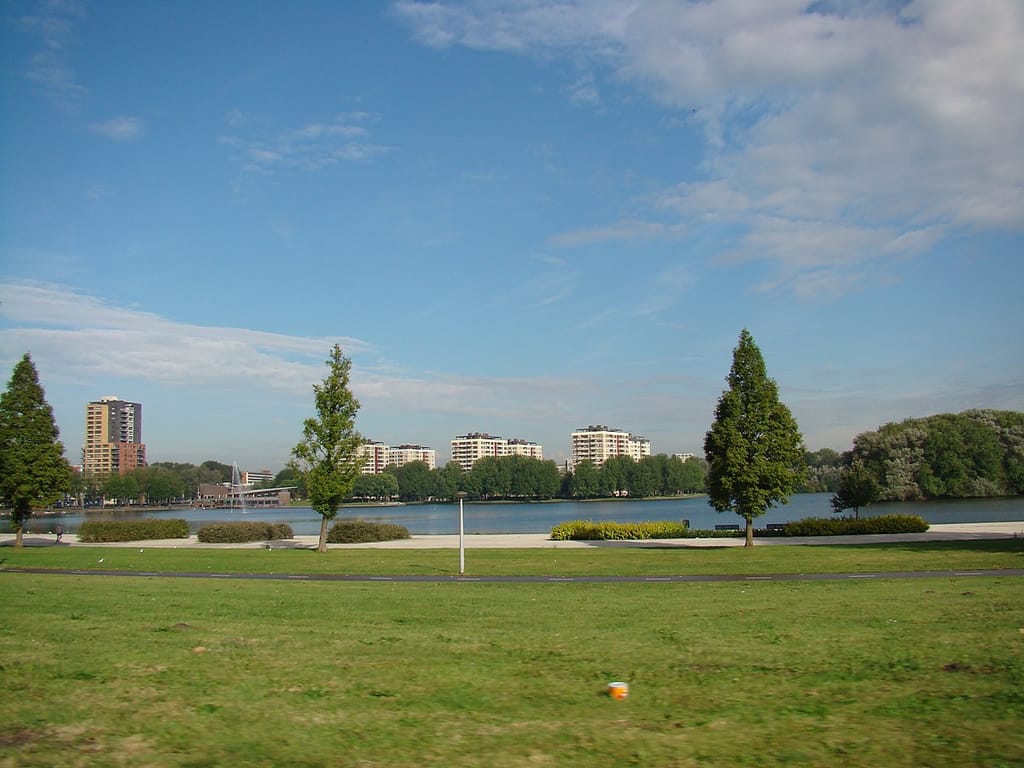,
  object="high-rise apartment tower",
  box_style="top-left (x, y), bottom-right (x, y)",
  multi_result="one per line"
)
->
top-left (82, 396), bottom-right (146, 477)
